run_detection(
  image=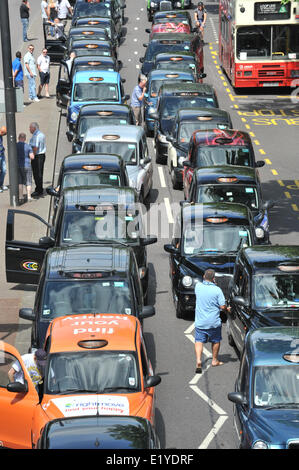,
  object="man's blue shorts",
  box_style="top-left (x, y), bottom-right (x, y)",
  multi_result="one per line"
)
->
top-left (195, 326), bottom-right (222, 344)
